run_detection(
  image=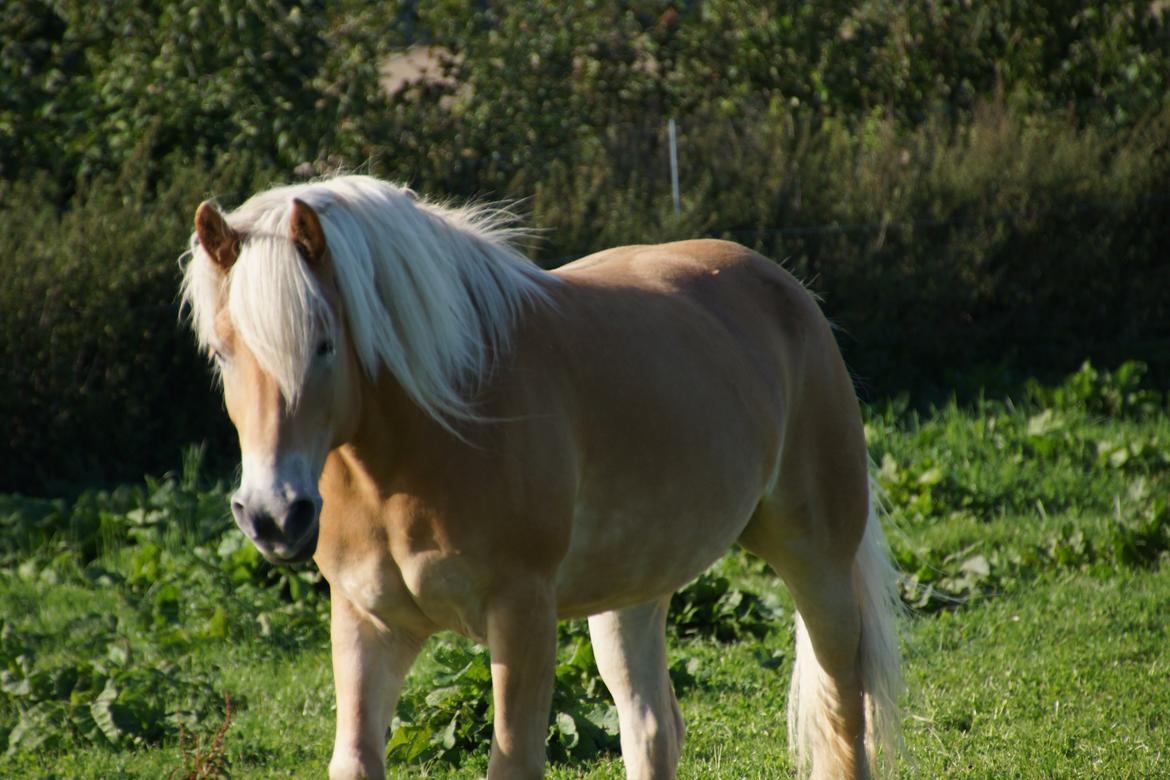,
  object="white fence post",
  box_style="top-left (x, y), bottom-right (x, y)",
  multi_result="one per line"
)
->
top-left (668, 117), bottom-right (680, 217)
